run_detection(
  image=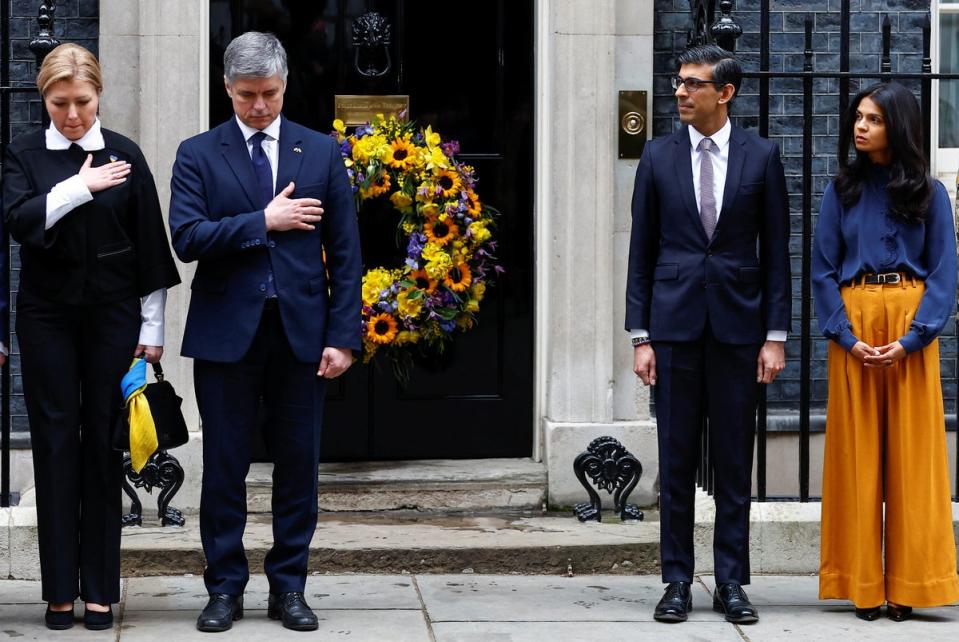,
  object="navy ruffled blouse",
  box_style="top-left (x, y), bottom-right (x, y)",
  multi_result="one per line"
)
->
top-left (812, 168), bottom-right (957, 353)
